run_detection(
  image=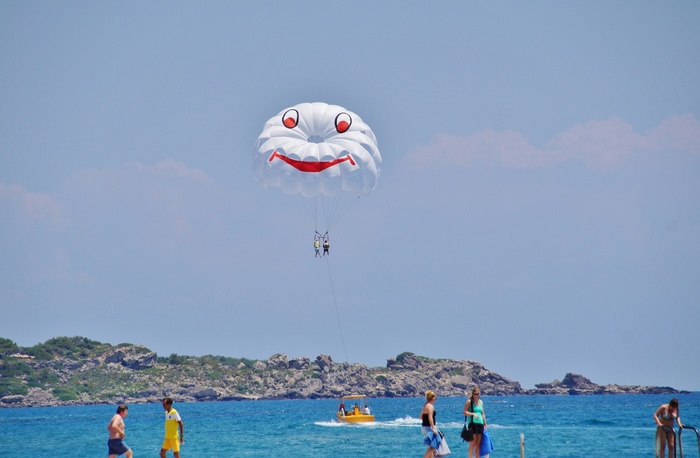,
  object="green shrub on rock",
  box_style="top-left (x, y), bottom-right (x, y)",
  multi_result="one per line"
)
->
top-left (52, 387), bottom-right (79, 401)
top-left (0, 378), bottom-right (28, 396)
